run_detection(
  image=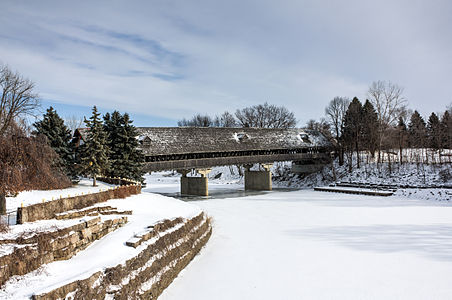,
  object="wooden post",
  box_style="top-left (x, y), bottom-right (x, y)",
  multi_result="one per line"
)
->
top-left (0, 193), bottom-right (6, 215)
